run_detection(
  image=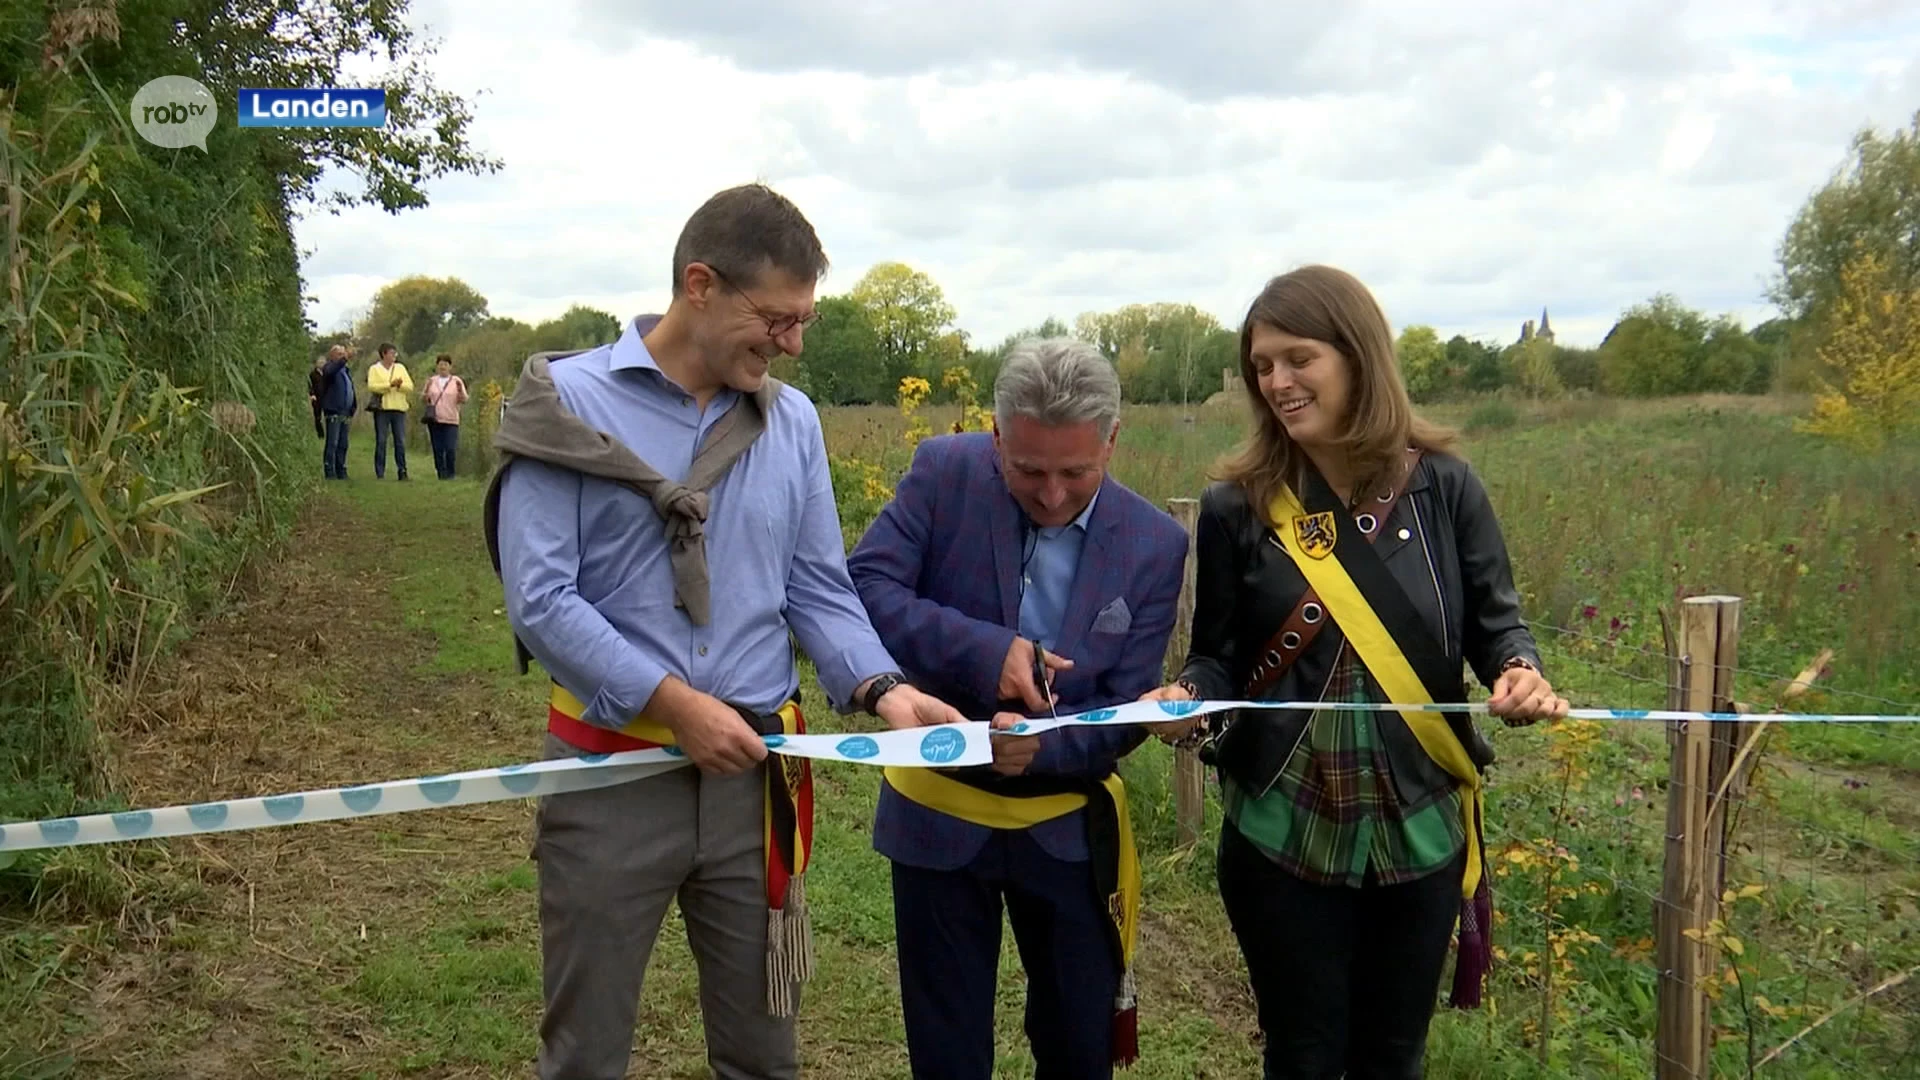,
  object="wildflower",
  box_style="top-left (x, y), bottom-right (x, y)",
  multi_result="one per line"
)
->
top-left (1581, 604), bottom-right (1598, 620)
